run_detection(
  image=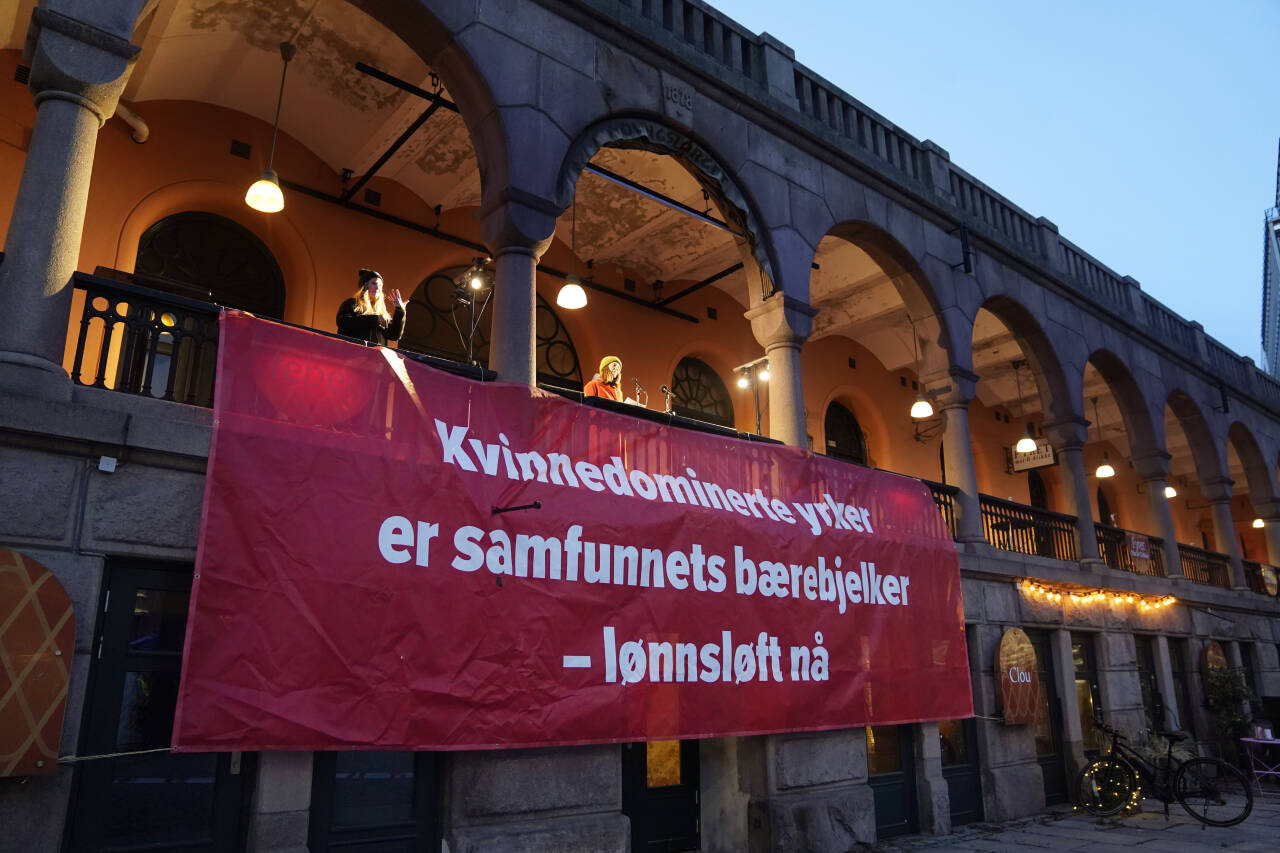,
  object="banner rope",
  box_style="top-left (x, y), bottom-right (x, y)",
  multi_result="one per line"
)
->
top-left (57, 746), bottom-right (173, 764)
